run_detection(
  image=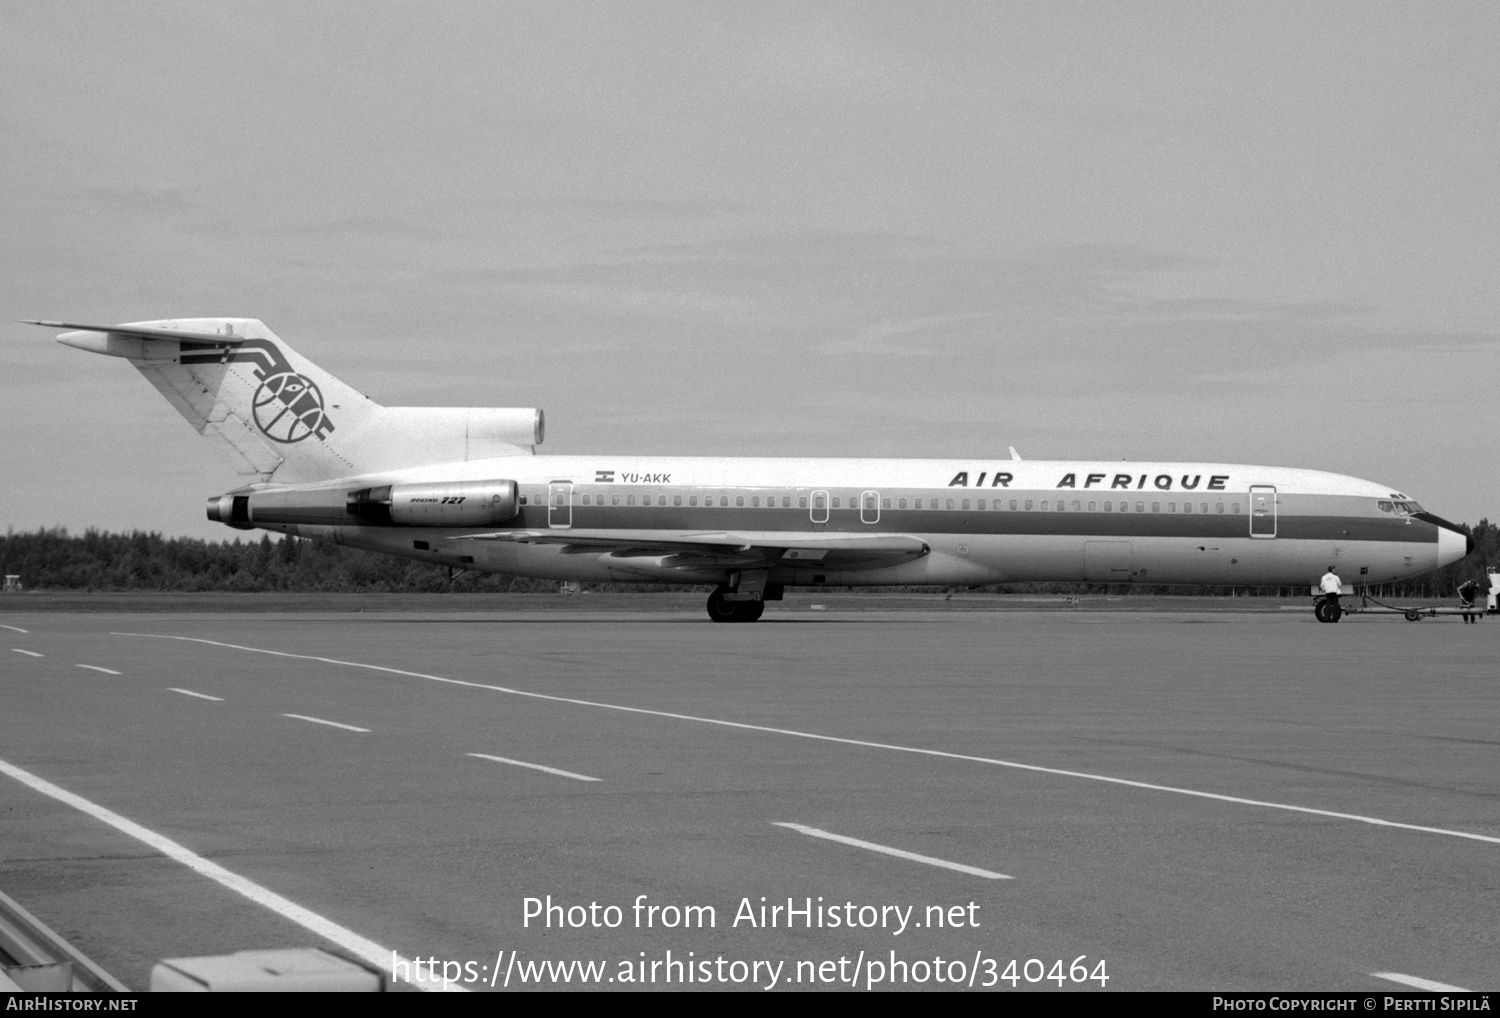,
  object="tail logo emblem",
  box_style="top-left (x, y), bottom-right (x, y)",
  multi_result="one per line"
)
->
top-left (181, 338), bottom-right (336, 443)
top-left (252, 371), bottom-right (331, 444)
